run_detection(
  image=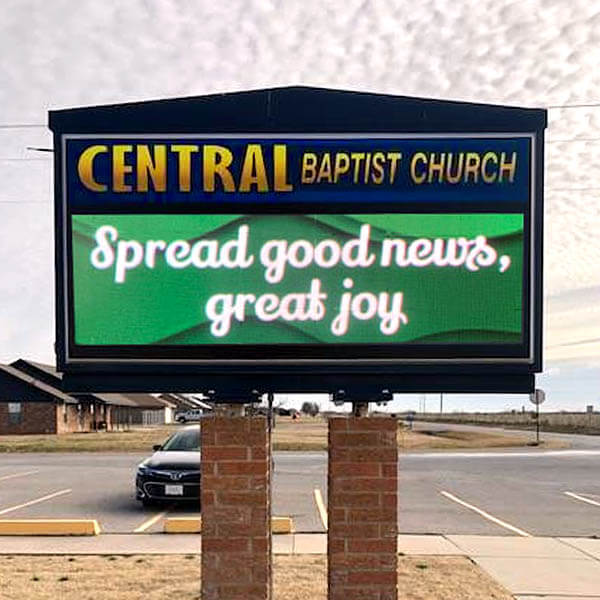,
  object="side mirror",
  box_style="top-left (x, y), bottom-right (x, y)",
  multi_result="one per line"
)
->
top-left (153, 444), bottom-right (162, 451)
